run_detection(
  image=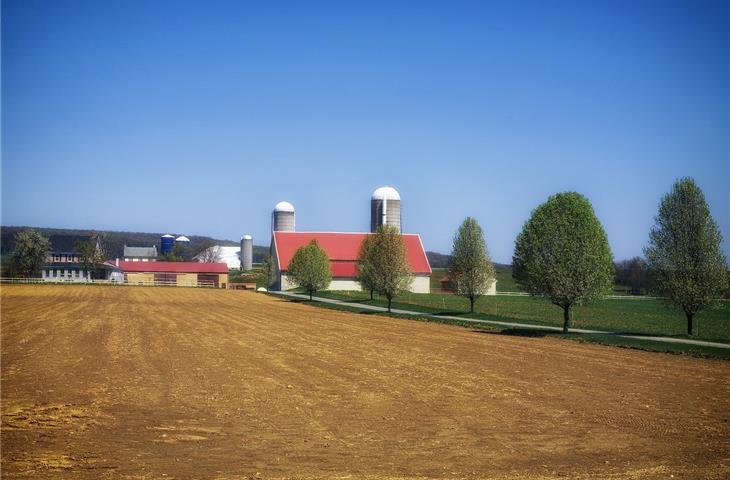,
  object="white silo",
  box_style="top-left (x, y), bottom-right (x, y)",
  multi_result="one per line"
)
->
top-left (272, 201), bottom-right (295, 232)
top-left (370, 186), bottom-right (401, 233)
top-left (241, 235), bottom-right (253, 271)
